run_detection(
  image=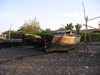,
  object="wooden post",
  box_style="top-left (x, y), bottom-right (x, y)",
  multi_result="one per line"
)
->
top-left (84, 16), bottom-right (88, 52)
